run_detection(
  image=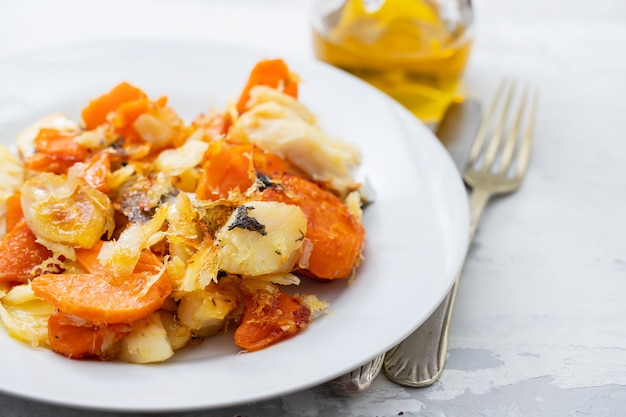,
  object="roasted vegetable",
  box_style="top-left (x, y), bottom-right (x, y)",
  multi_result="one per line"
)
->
top-left (117, 312), bottom-right (173, 364)
top-left (261, 174), bottom-right (365, 280)
top-left (0, 146), bottom-right (25, 238)
top-left (46, 312), bottom-right (131, 360)
top-left (0, 58), bottom-right (366, 363)
top-left (20, 172), bottom-right (114, 255)
top-left (231, 86), bottom-right (361, 197)
top-left (235, 58), bottom-right (298, 114)
top-left (234, 289), bottom-right (310, 352)
top-left (215, 201), bottom-right (308, 277)
top-left (0, 282), bottom-right (55, 347)
top-left (31, 242), bottom-right (172, 325)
